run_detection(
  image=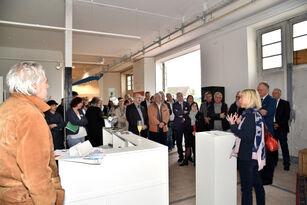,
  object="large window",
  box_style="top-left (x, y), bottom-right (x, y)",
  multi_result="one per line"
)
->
top-left (159, 49), bottom-right (201, 104)
top-left (293, 19), bottom-right (307, 65)
top-left (261, 29), bottom-right (282, 70)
